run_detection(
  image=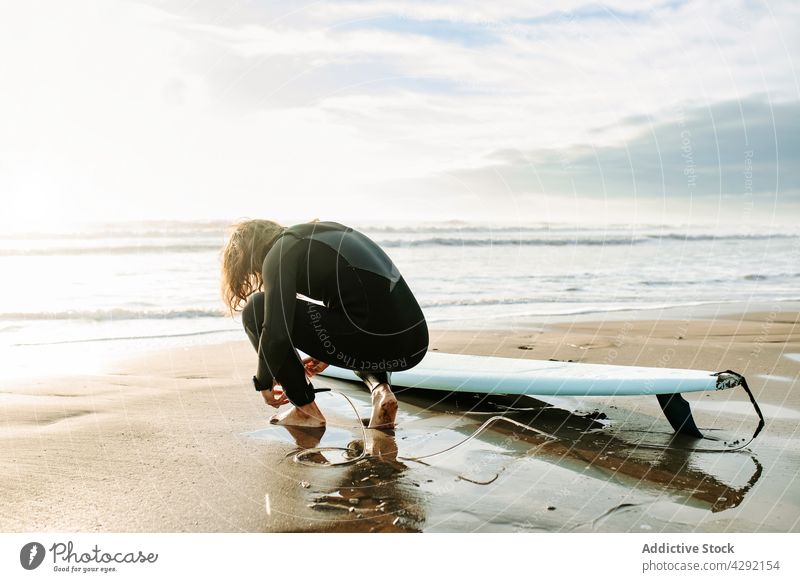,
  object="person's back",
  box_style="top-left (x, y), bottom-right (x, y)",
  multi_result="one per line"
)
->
top-left (280, 221), bottom-right (427, 337)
